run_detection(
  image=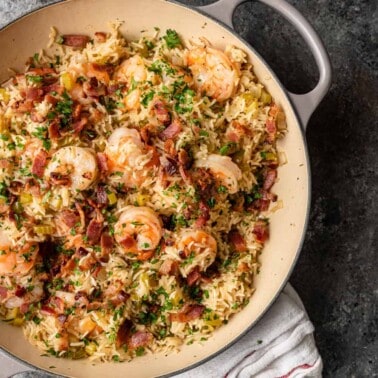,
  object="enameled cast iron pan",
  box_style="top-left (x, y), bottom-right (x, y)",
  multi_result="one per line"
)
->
top-left (0, 0), bottom-right (331, 376)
